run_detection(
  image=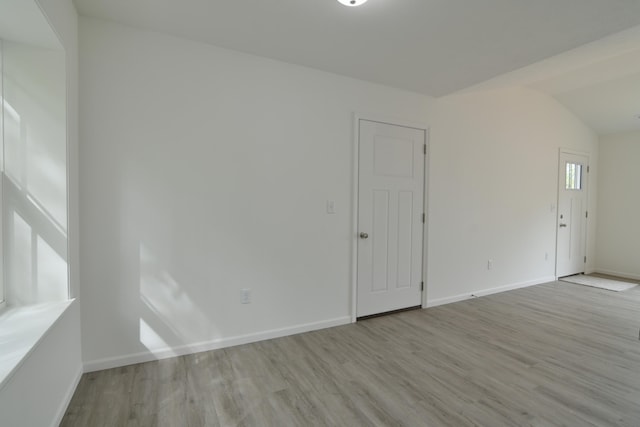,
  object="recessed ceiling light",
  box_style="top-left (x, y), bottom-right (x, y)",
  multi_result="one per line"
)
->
top-left (337, 0), bottom-right (368, 6)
